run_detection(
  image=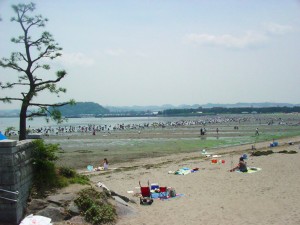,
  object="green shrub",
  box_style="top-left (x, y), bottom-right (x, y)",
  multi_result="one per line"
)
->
top-left (31, 140), bottom-right (90, 197)
top-left (58, 167), bottom-right (90, 185)
top-left (75, 195), bottom-right (95, 212)
top-left (69, 175), bottom-right (90, 185)
top-left (251, 150), bottom-right (274, 156)
top-left (278, 150), bottom-right (297, 154)
top-left (85, 204), bottom-right (116, 225)
top-left (59, 166), bottom-right (77, 178)
top-left (278, 150), bottom-right (288, 153)
top-left (32, 140), bottom-right (63, 196)
top-left (75, 188), bottom-right (116, 224)
top-left (32, 139), bottom-right (59, 162)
